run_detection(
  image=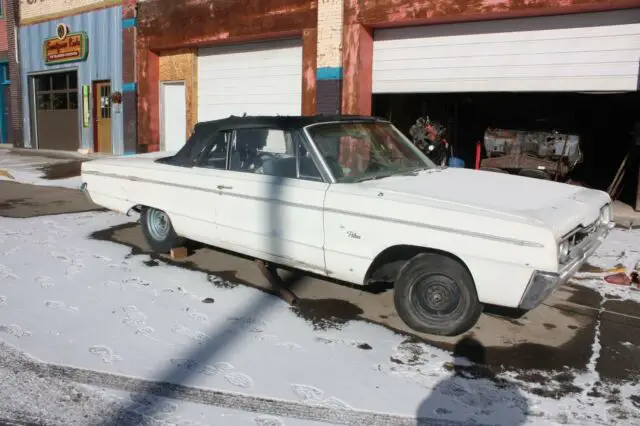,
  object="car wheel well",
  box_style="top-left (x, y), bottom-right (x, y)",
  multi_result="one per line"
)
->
top-left (127, 204), bottom-right (143, 216)
top-left (364, 245), bottom-right (475, 287)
